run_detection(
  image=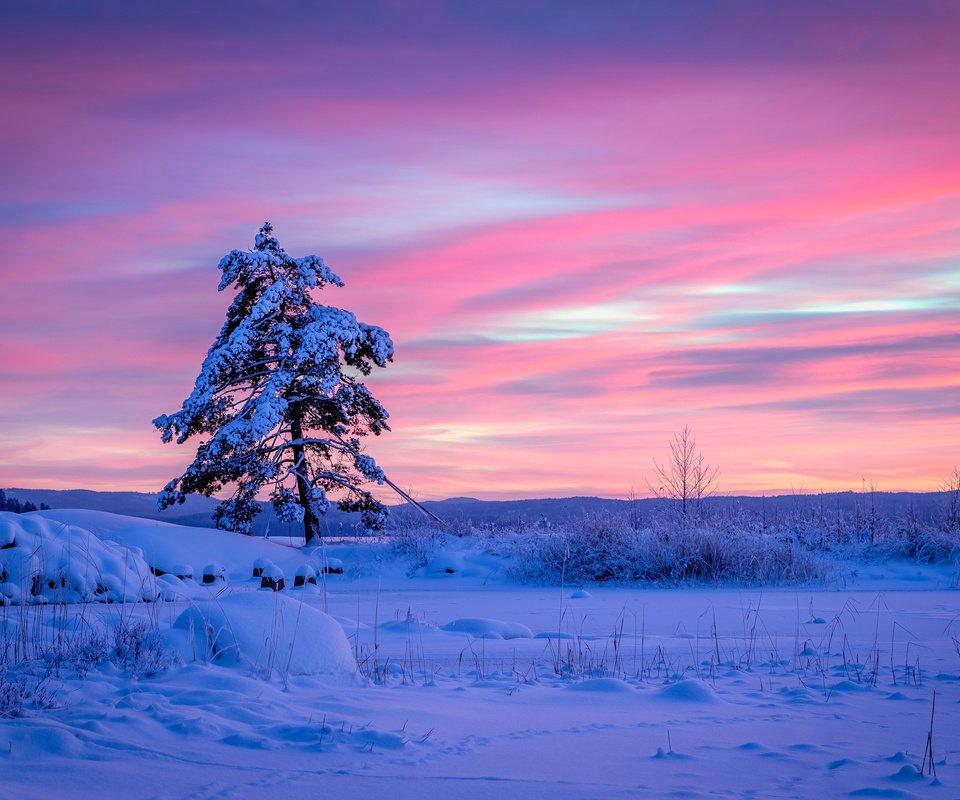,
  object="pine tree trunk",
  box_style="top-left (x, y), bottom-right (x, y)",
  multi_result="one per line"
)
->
top-left (289, 408), bottom-right (321, 544)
